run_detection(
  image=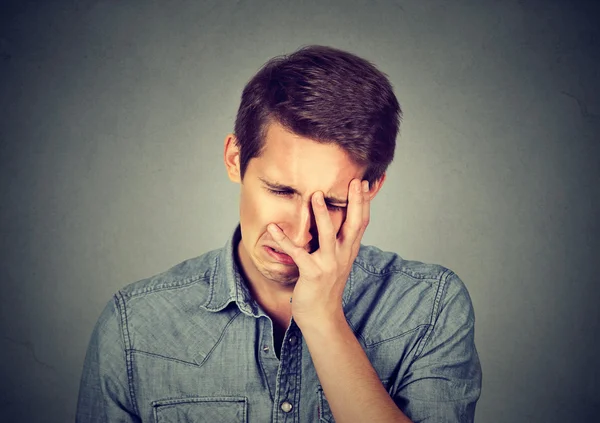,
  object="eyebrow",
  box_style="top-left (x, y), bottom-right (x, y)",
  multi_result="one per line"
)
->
top-left (259, 177), bottom-right (348, 206)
